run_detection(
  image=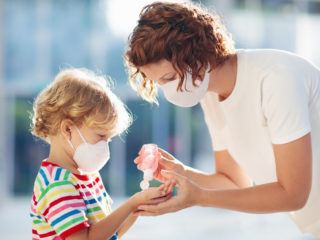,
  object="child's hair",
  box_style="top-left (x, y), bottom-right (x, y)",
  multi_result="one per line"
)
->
top-left (31, 68), bottom-right (132, 143)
